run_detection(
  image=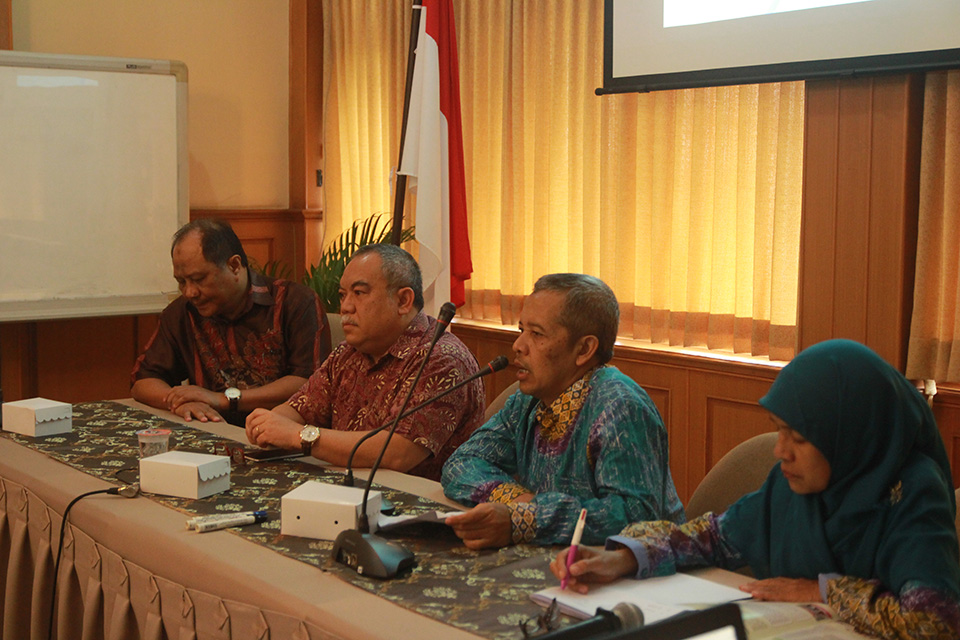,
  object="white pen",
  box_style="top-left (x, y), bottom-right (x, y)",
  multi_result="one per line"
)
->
top-left (193, 510), bottom-right (268, 533)
top-left (186, 511), bottom-right (264, 530)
